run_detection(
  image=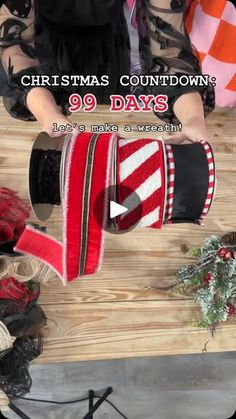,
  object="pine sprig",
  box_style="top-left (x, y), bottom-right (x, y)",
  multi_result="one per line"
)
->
top-left (177, 234), bottom-right (236, 327)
